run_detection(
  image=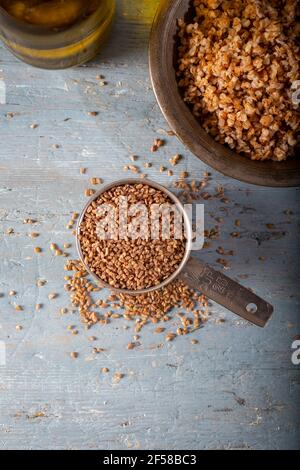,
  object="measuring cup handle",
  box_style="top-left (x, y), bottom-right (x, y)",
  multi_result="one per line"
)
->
top-left (179, 257), bottom-right (273, 327)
